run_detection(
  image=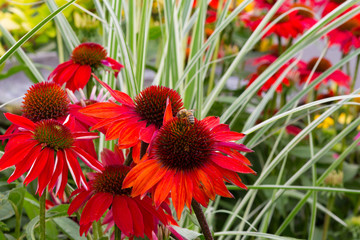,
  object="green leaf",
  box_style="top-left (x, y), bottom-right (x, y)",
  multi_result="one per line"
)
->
top-left (23, 192), bottom-right (39, 220)
top-left (25, 216), bottom-right (39, 240)
top-left (46, 204), bottom-right (70, 219)
top-left (170, 225), bottom-right (202, 240)
top-left (0, 0), bottom-right (76, 66)
top-left (149, 26), bottom-right (163, 40)
top-left (53, 217), bottom-right (86, 240)
top-left (343, 162), bottom-right (359, 182)
top-left (0, 65), bottom-right (29, 80)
